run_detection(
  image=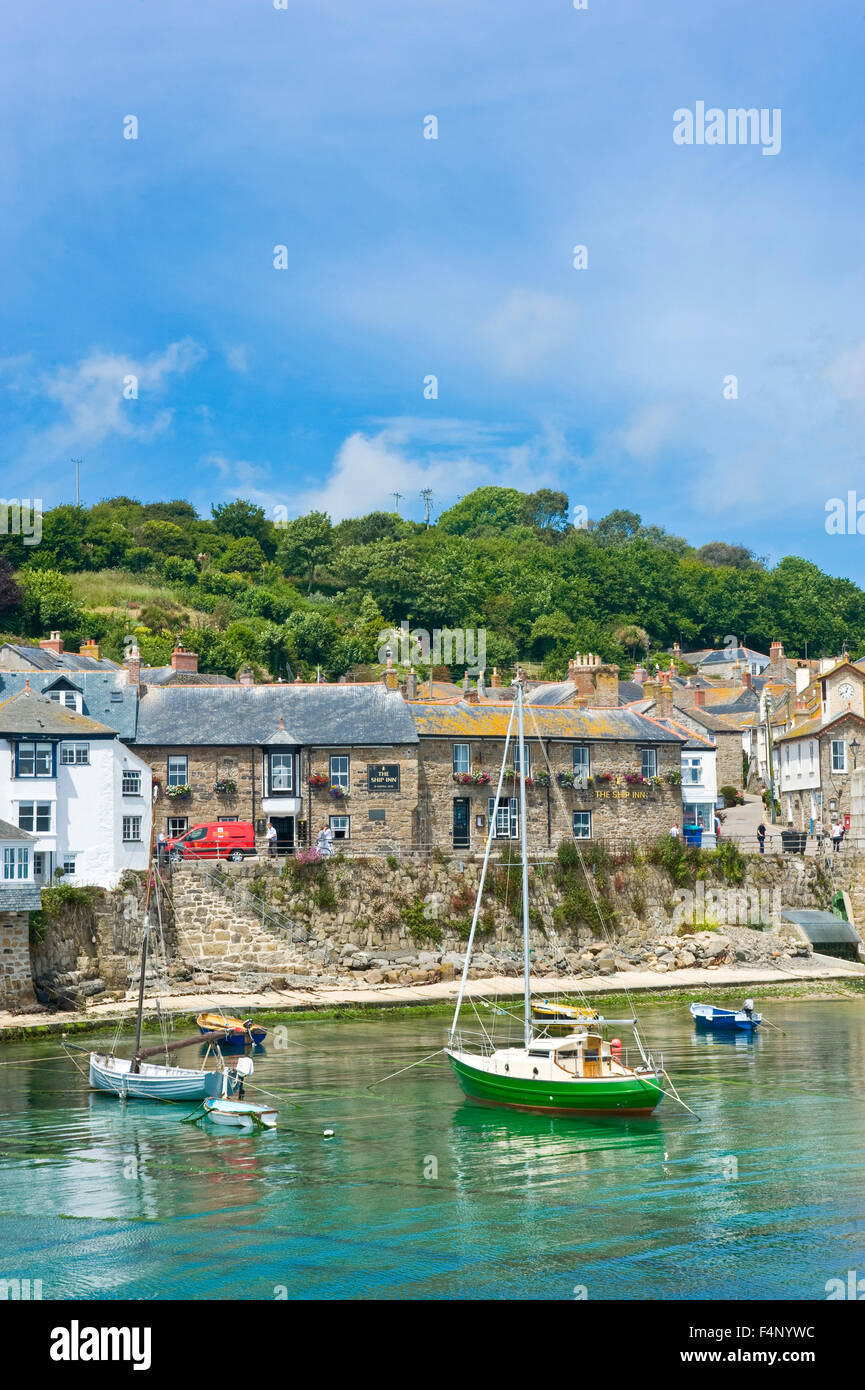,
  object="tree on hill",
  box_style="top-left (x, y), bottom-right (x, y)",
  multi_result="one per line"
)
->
top-left (211, 499), bottom-right (275, 557)
top-left (0, 557), bottom-right (22, 620)
top-left (697, 541), bottom-right (759, 570)
top-left (278, 511), bottom-right (333, 594)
